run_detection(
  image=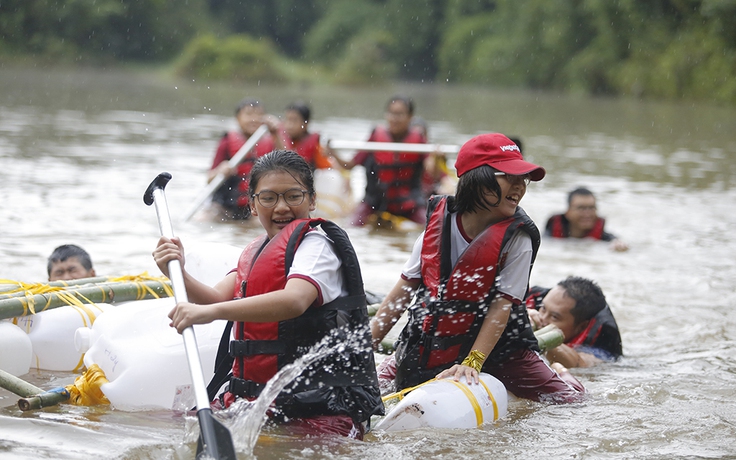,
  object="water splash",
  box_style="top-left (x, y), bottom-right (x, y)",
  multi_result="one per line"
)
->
top-left (208, 325), bottom-right (371, 455)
